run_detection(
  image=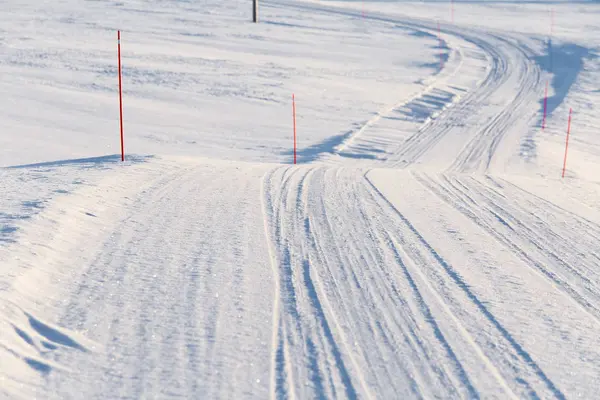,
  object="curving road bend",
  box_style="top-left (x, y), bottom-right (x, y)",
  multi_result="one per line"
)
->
top-left (260, 1), bottom-right (600, 399)
top-left (2, 1), bottom-right (598, 399)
